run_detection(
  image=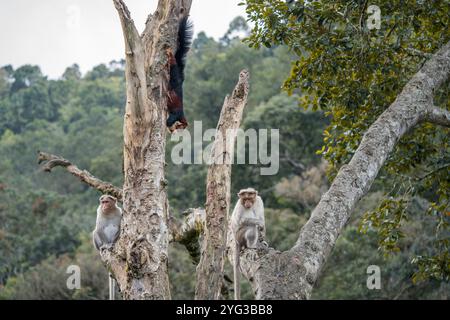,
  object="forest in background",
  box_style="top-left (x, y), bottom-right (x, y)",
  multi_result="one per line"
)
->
top-left (0, 17), bottom-right (448, 299)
